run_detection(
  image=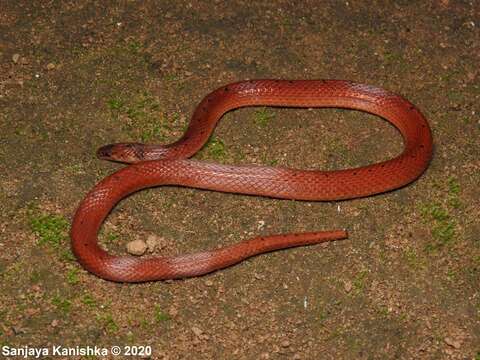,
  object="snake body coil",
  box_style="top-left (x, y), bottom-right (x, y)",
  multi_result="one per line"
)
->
top-left (70, 80), bottom-right (432, 282)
